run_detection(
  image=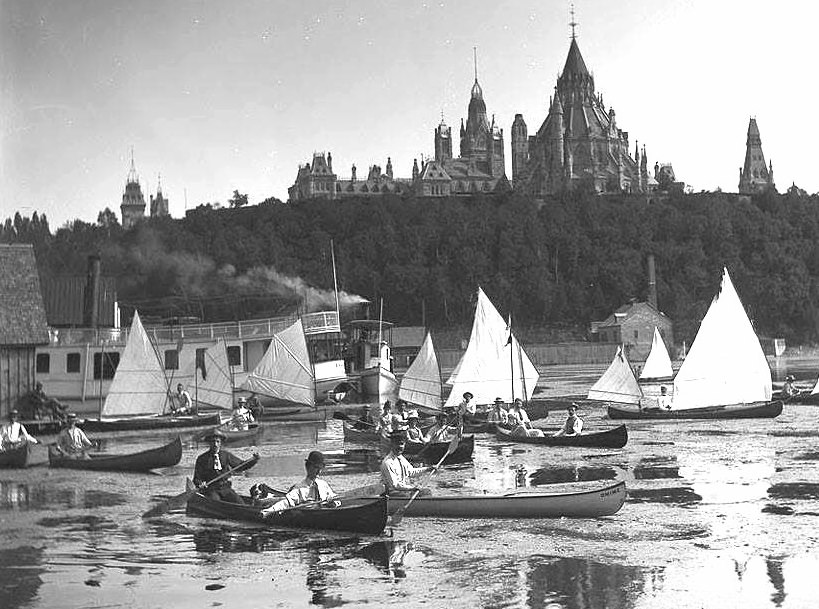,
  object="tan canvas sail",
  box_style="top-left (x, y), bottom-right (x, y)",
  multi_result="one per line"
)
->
top-left (241, 319), bottom-right (315, 407)
top-left (672, 267), bottom-right (772, 409)
top-left (640, 327), bottom-right (673, 380)
top-left (399, 332), bottom-right (442, 410)
top-left (175, 340), bottom-right (234, 410)
top-left (588, 345), bottom-right (642, 404)
top-left (102, 311), bottom-right (171, 417)
top-left (445, 288), bottom-right (539, 407)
